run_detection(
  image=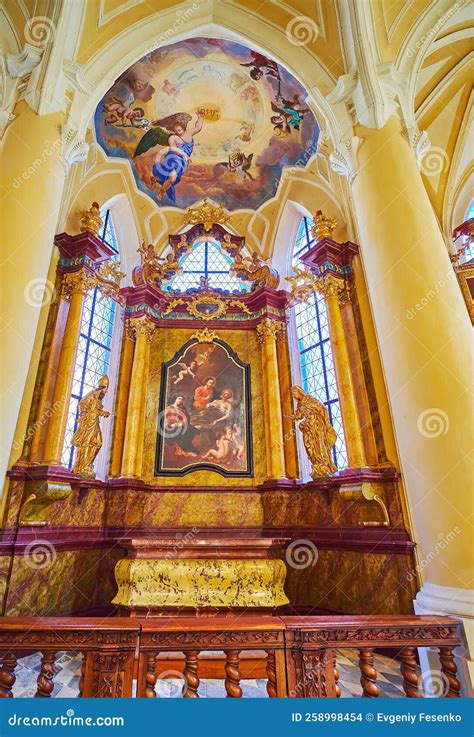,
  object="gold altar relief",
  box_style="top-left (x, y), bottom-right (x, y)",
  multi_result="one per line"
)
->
top-left (311, 209), bottom-right (338, 242)
top-left (72, 376), bottom-right (110, 476)
top-left (112, 558), bottom-right (288, 609)
top-left (183, 197), bottom-right (230, 231)
top-left (143, 328), bottom-right (266, 486)
top-left (291, 386), bottom-right (337, 478)
top-left (78, 201), bottom-right (102, 234)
